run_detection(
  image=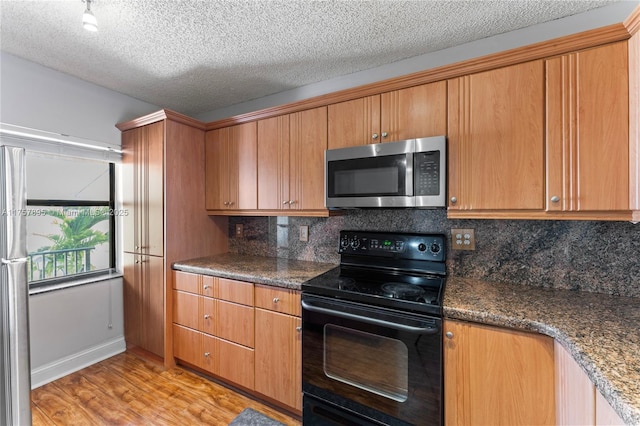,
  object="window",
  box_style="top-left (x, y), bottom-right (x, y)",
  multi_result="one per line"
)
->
top-left (26, 153), bottom-right (115, 287)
